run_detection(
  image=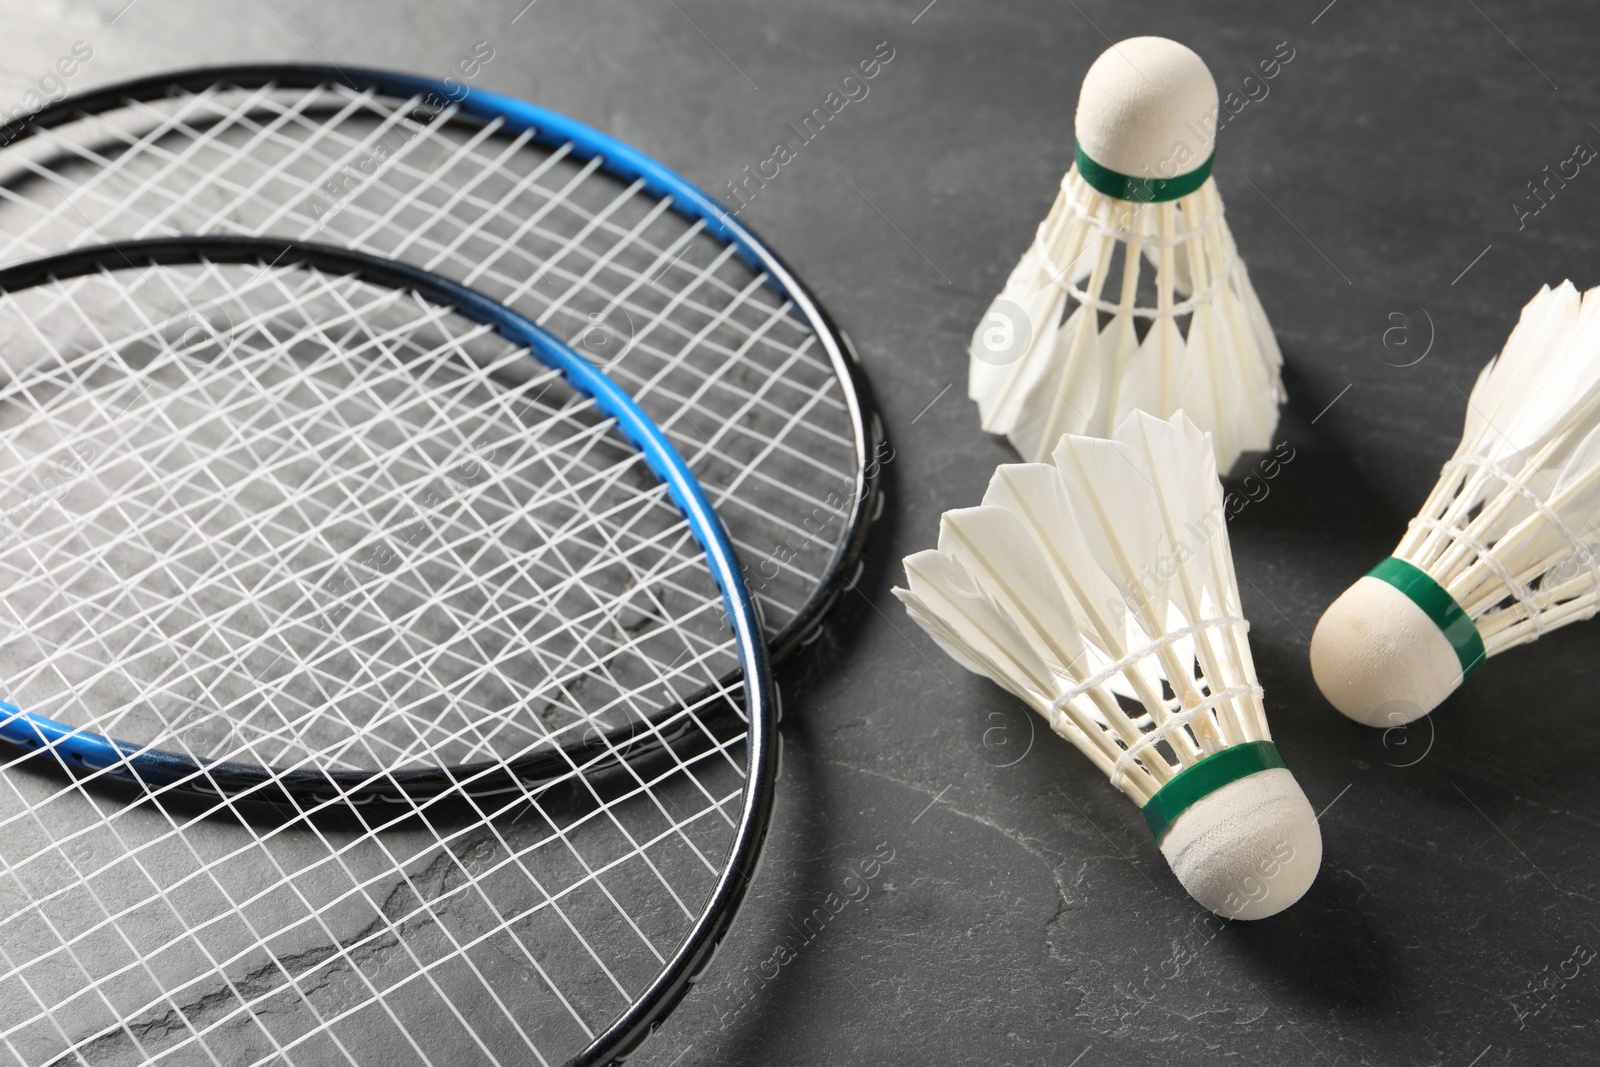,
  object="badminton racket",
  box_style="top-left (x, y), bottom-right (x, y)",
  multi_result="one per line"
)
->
top-left (0, 61), bottom-right (885, 668)
top-left (0, 234), bottom-right (776, 1066)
